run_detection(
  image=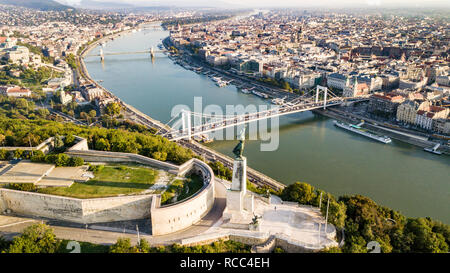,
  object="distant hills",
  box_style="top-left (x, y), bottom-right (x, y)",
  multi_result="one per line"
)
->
top-left (0, 0), bottom-right (73, 11)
